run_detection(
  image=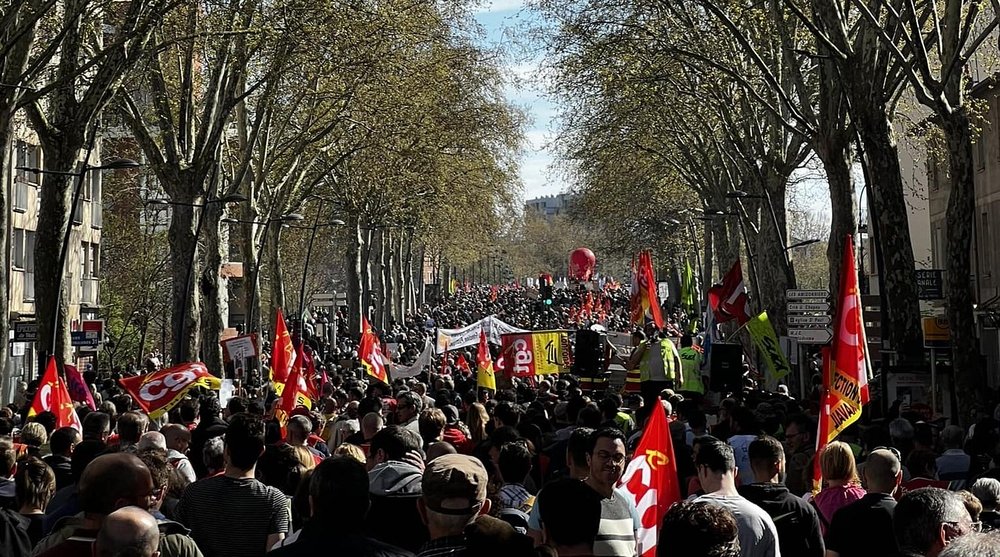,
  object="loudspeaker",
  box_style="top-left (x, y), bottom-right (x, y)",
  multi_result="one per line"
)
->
top-left (573, 330), bottom-right (606, 376)
top-left (709, 343), bottom-right (744, 393)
